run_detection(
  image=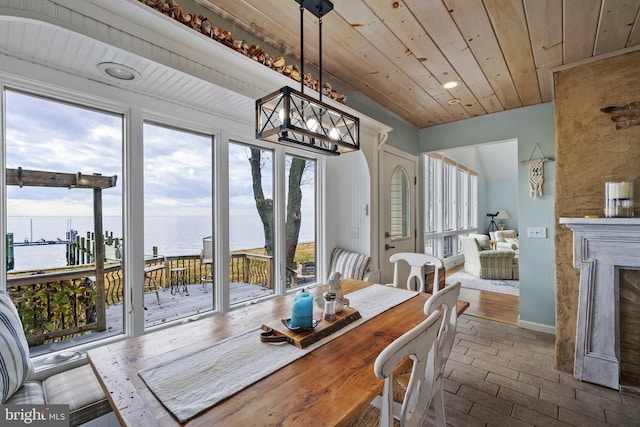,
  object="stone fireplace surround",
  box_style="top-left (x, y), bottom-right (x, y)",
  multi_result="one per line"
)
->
top-left (561, 217), bottom-right (640, 391)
